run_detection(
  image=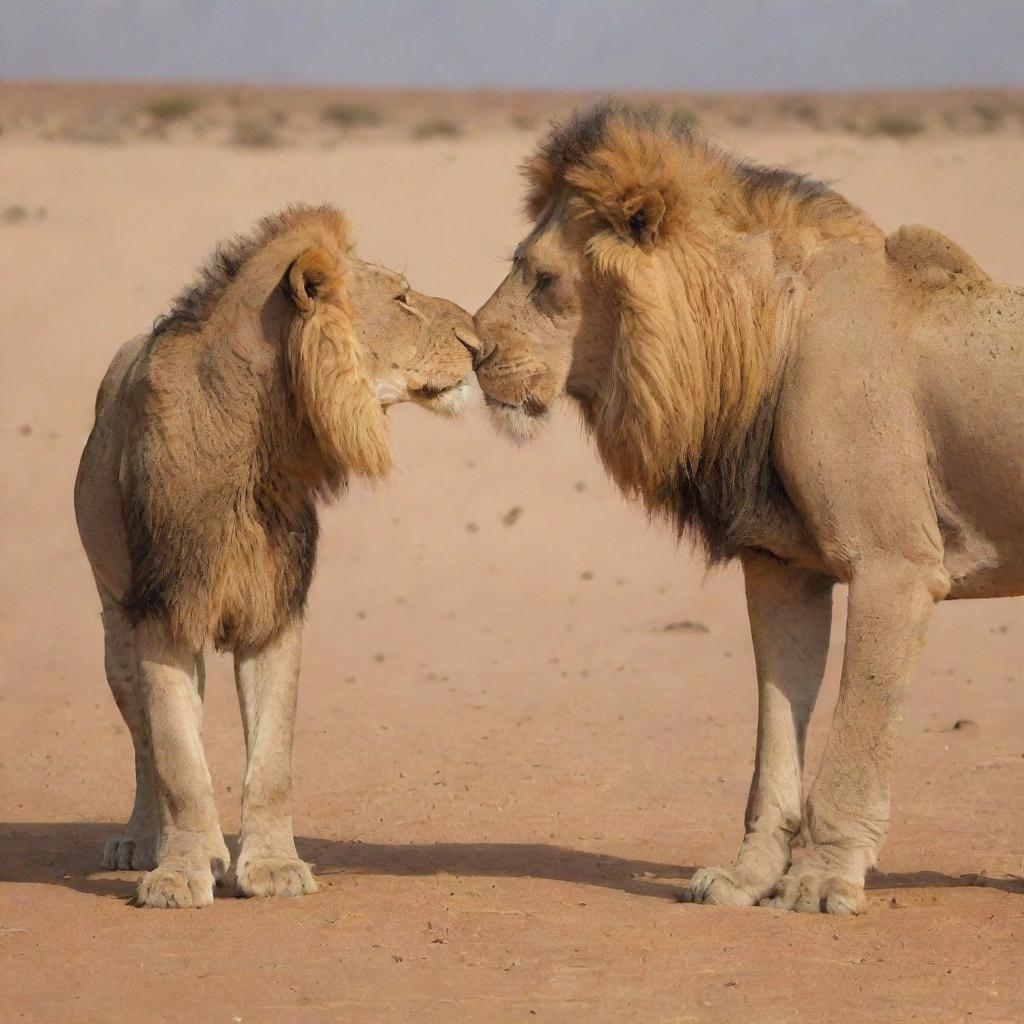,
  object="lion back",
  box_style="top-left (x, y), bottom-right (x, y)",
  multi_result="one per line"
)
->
top-left (885, 224), bottom-right (992, 292)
